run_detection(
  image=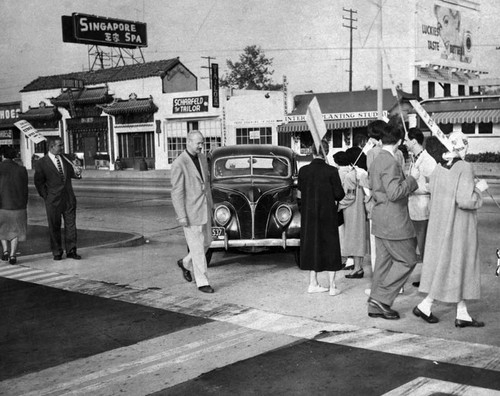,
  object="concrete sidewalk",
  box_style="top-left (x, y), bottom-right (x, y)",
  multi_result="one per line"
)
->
top-left (11, 209), bottom-right (500, 350)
